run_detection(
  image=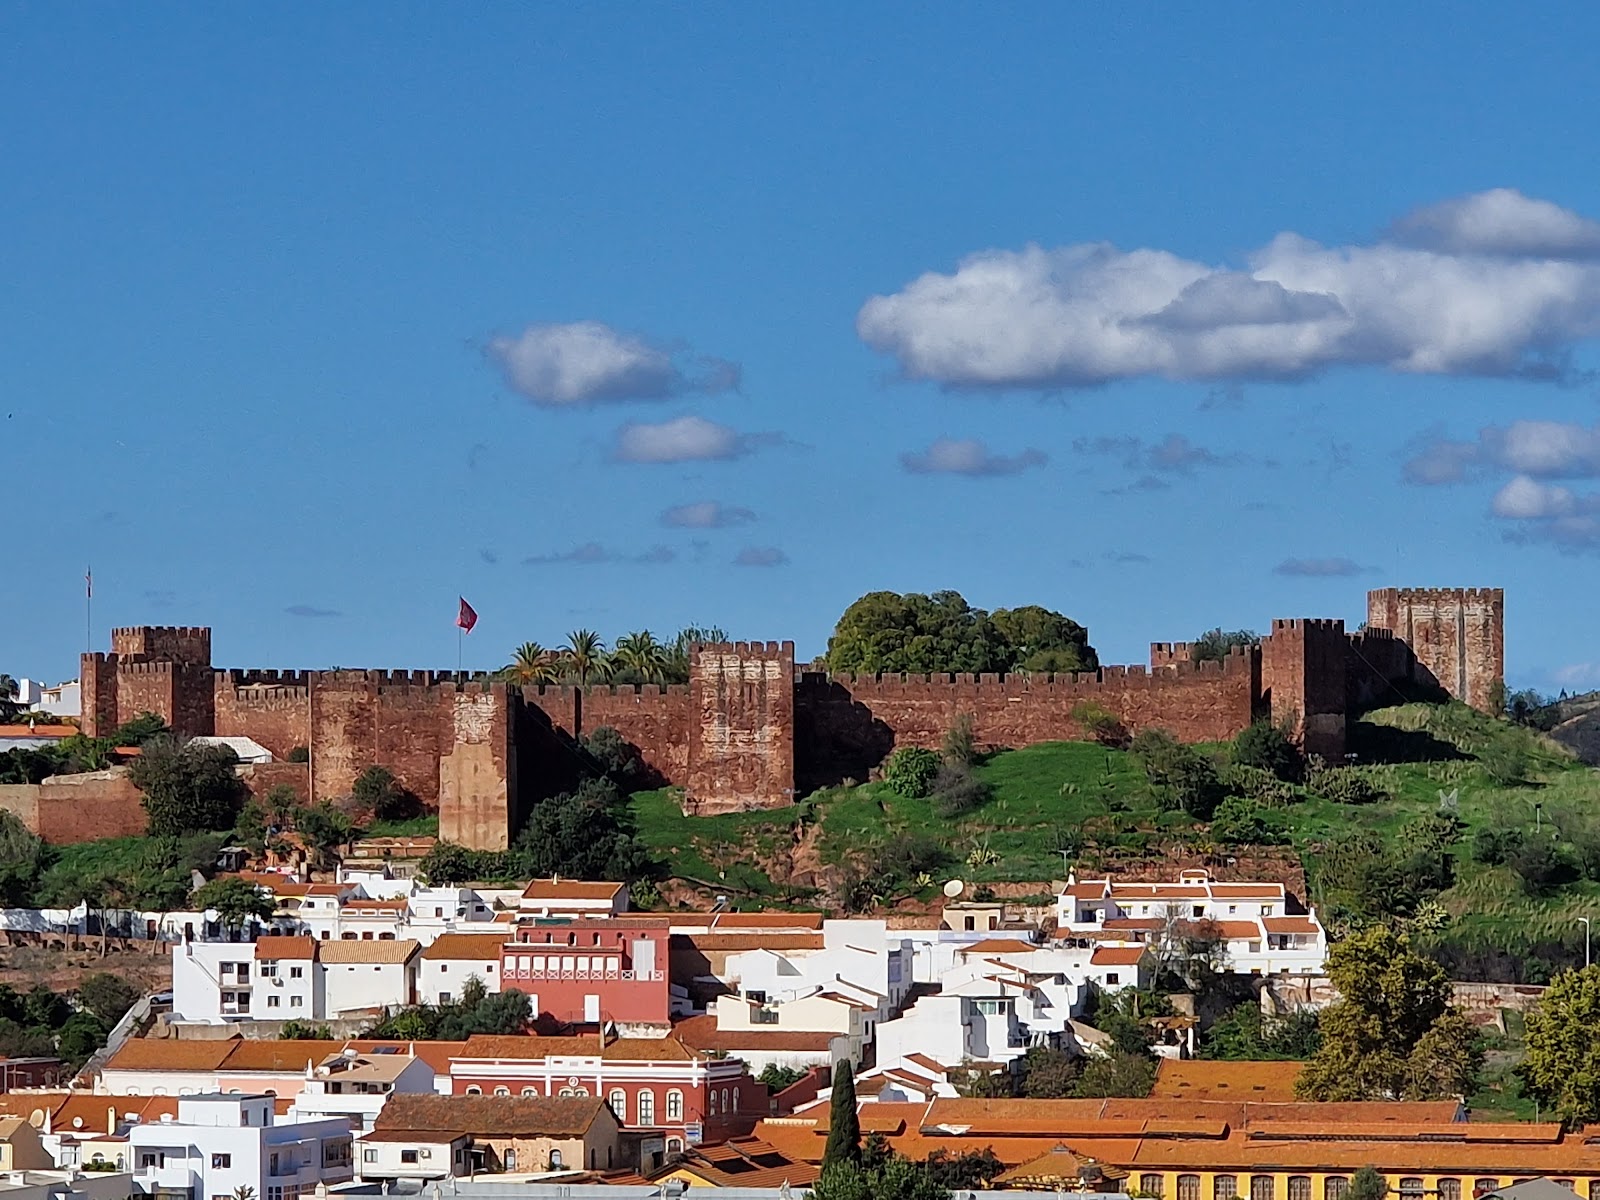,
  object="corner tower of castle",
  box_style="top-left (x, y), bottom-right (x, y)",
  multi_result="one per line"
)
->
top-left (1366, 588), bottom-right (1505, 711)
